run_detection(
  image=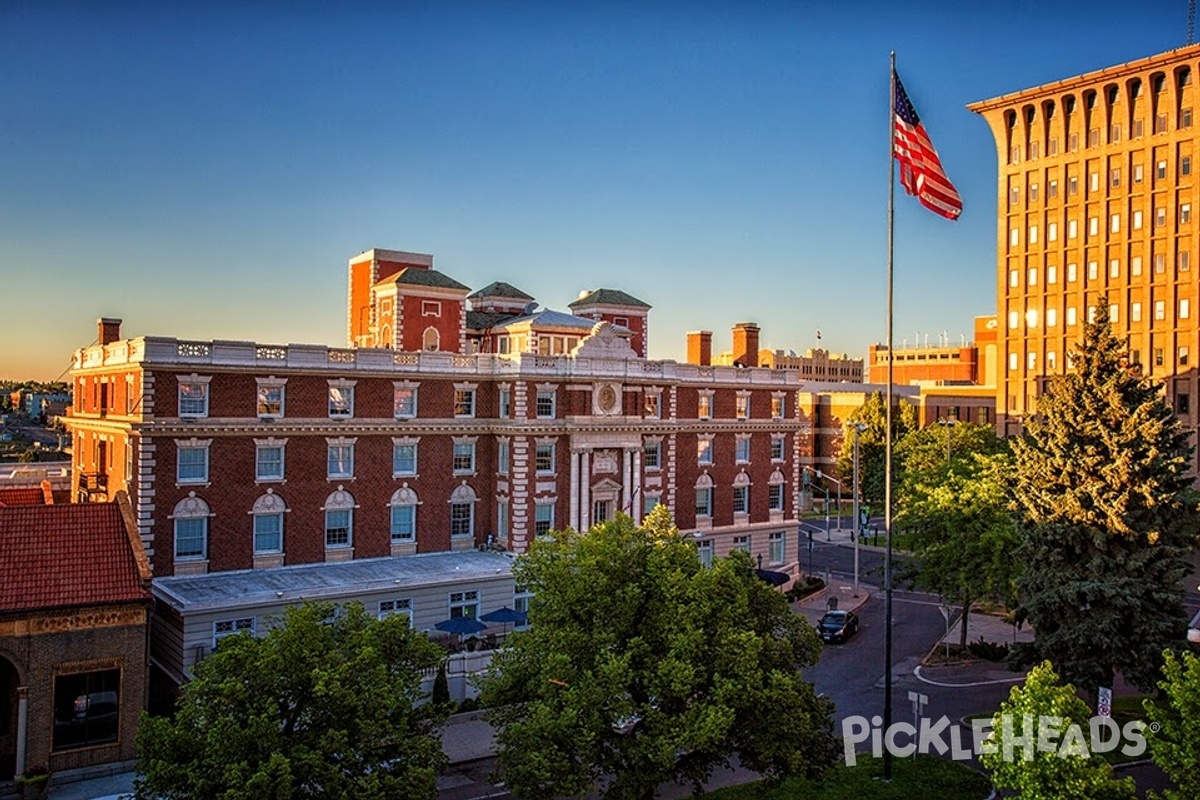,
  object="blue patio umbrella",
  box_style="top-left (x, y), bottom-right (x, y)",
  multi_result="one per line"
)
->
top-left (479, 606), bottom-right (528, 626)
top-left (434, 616), bottom-right (488, 636)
